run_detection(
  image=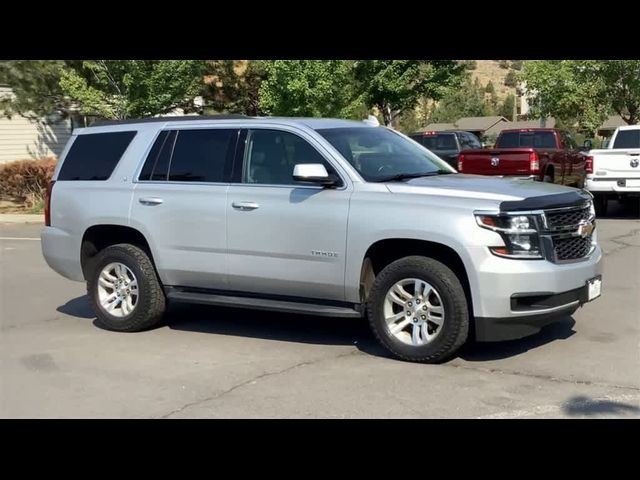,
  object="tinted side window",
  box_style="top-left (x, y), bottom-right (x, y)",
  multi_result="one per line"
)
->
top-left (243, 129), bottom-right (338, 185)
top-left (58, 131), bottom-right (136, 181)
top-left (613, 130), bottom-right (640, 149)
top-left (139, 130), bottom-right (169, 181)
top-left (168, 129), bottom-right (236, 182)
top-left (497, 132), bottom-right (517, 148)
top-left (459, 132), bottom-right (481, 149)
